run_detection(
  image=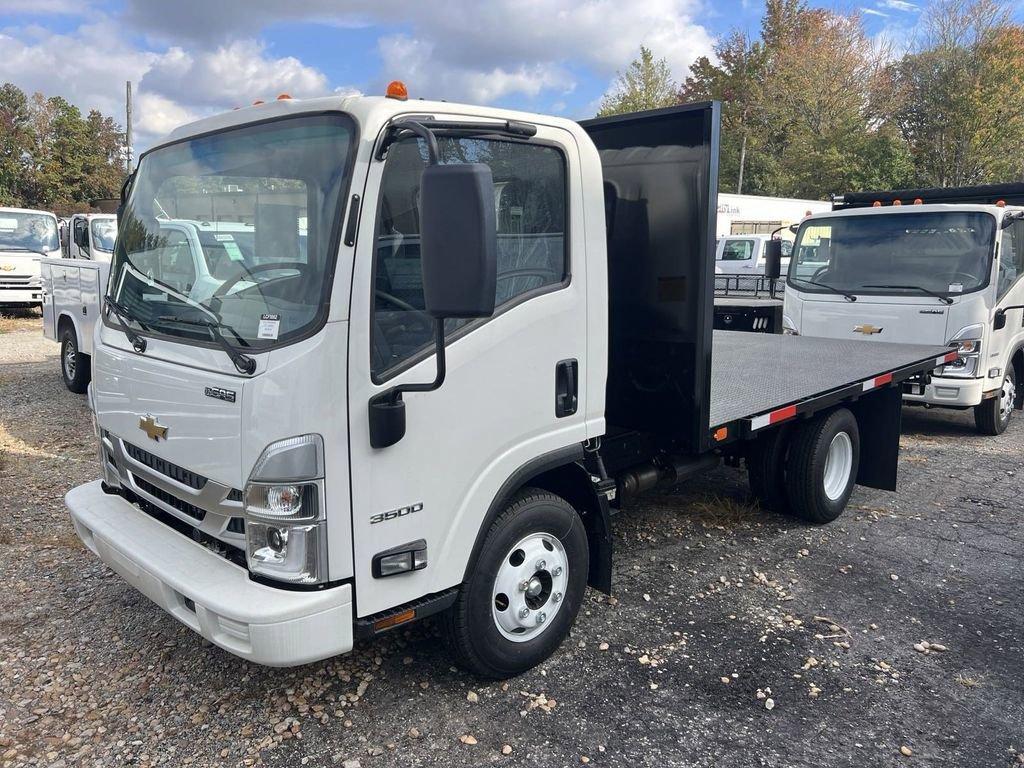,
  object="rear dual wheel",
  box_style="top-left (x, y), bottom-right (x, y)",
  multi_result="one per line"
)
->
top-left (747, 408), bottom-right (860, 524)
